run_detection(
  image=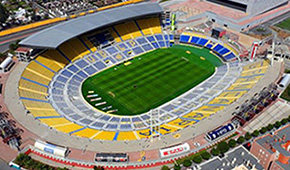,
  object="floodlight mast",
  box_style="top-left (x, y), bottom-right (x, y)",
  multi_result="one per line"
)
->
top-left (150, 109), bottom-right (160, 141)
